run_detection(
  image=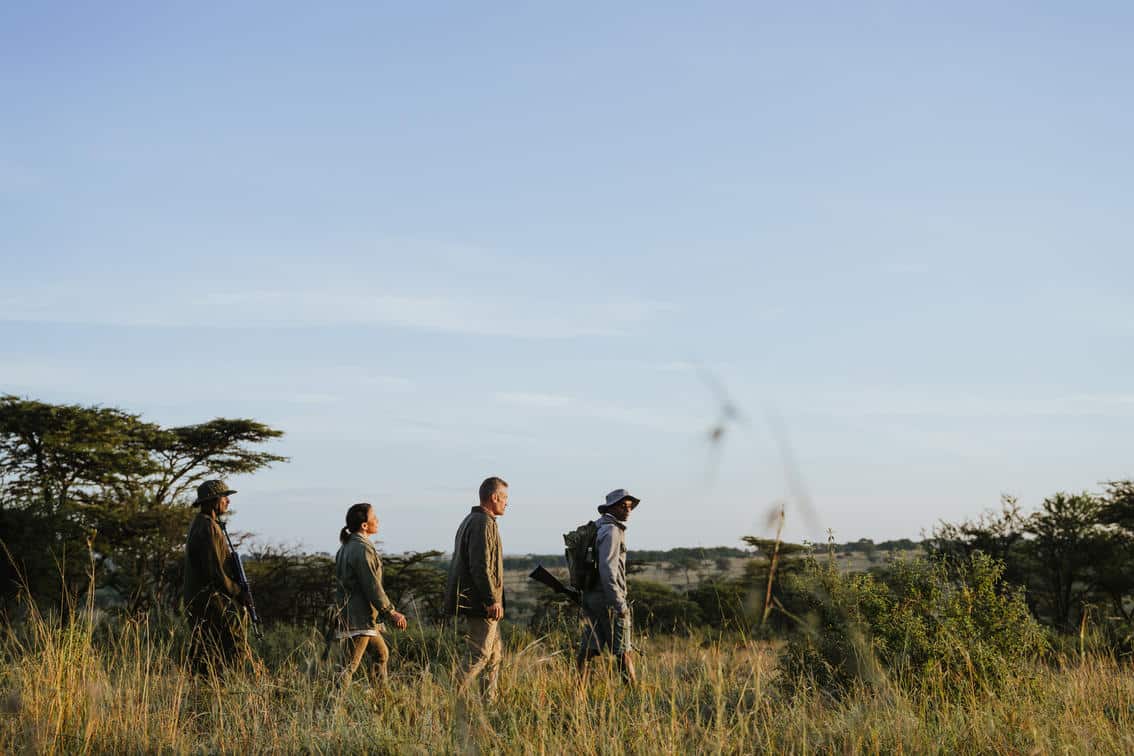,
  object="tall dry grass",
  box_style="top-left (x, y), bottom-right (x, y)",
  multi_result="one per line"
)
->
top-left (2, 602), bottom-right (1133, 755)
